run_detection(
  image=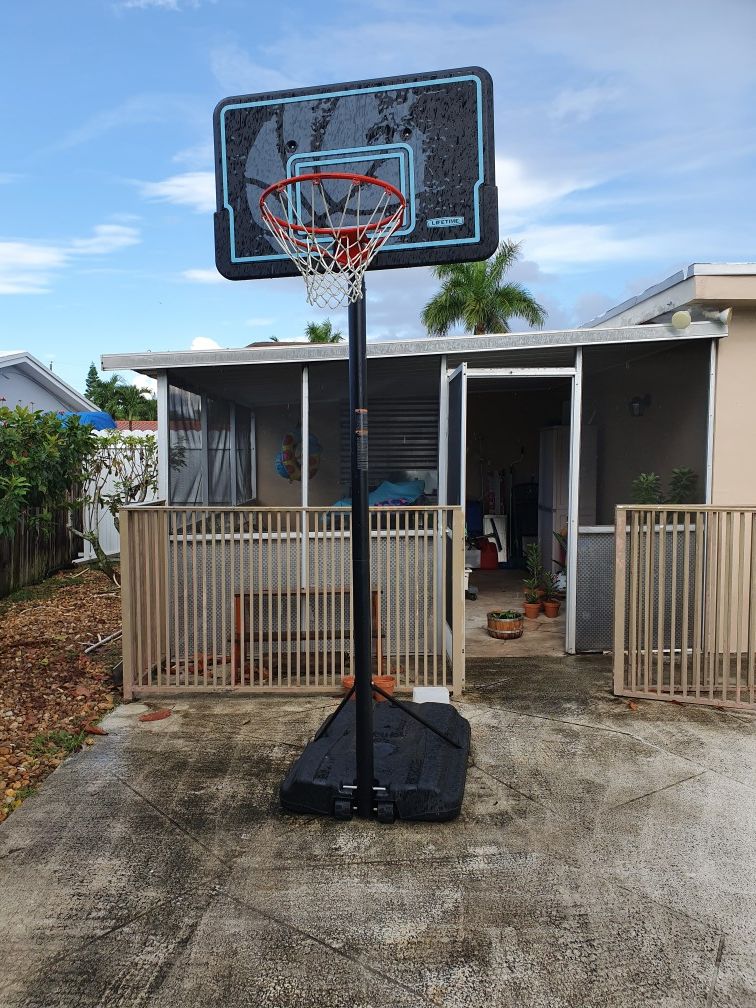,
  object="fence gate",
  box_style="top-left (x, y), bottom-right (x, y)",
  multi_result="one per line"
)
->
top-left (613, 506), bottom-right (756, 711)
